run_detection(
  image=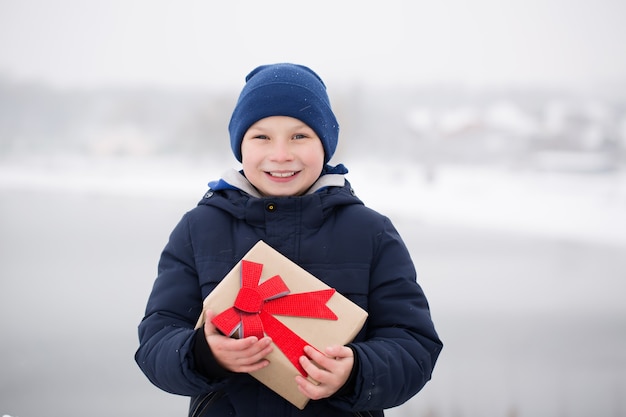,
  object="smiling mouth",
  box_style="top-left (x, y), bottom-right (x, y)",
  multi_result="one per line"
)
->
top-left (268, 171), bottom-right (297, 178)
